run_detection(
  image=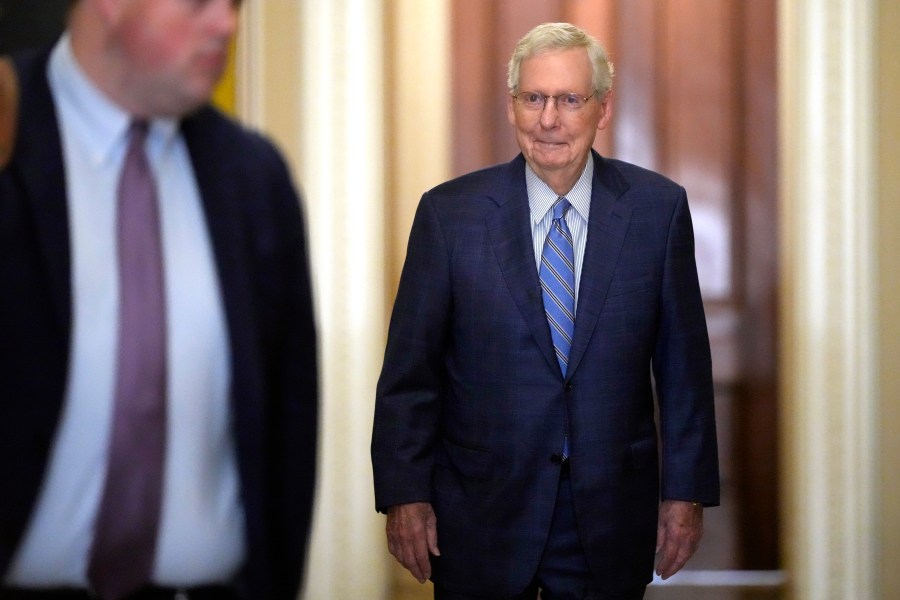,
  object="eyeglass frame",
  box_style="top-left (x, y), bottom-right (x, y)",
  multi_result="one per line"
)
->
top-left (509, 90), bottom-right (600, 112)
